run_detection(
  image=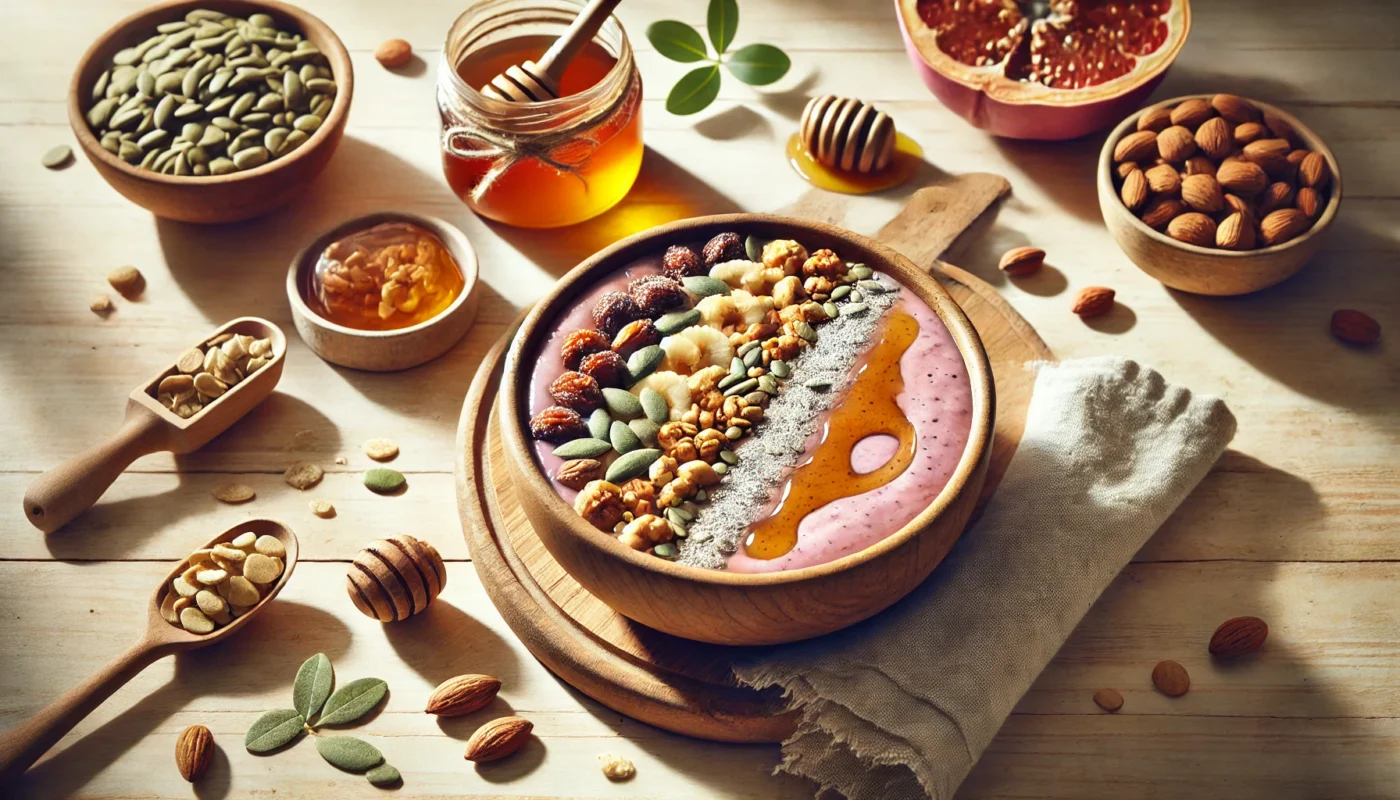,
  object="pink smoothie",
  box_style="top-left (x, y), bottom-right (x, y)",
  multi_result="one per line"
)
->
top-left (724, 292), bottom-right (973, 573)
